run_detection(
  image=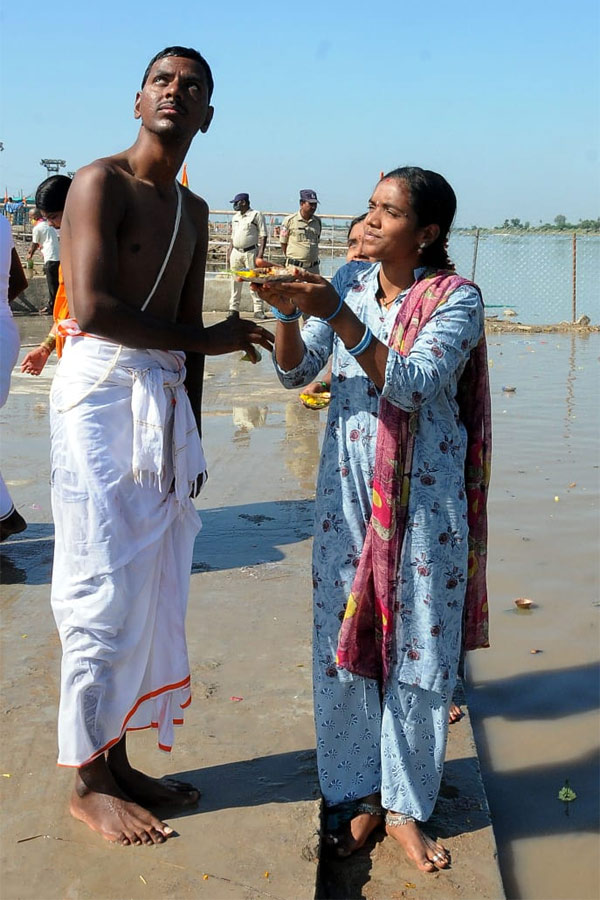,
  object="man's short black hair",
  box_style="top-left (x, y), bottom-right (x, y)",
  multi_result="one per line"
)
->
top-left (35, 175), bottom-right (72, 214)
top-left (141, 46), bottom-right (214, 101)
